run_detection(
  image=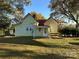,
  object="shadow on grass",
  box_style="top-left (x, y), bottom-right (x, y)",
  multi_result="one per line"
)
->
top-left (69, 42), bottom-right (79, 45)
top-left (33, 54), bottom-right (75, 59)
top-left (73, 38), bottom-right (79, 40)
top-left (69, 39), bottom-right (79, 45)
top-left (0, 36), bottom-right (73, 49)
top-left (0, 48), bottom-right (75, 59)
top-left (0, 48), bottom-right (34, 57)
top-left (0, 36), bottom-right (52, 47)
